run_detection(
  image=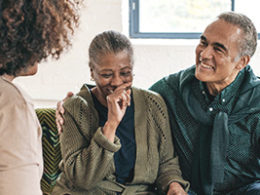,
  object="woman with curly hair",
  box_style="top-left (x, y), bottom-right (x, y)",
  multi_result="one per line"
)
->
top-left (0, 0), bottom-right (80, 194)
